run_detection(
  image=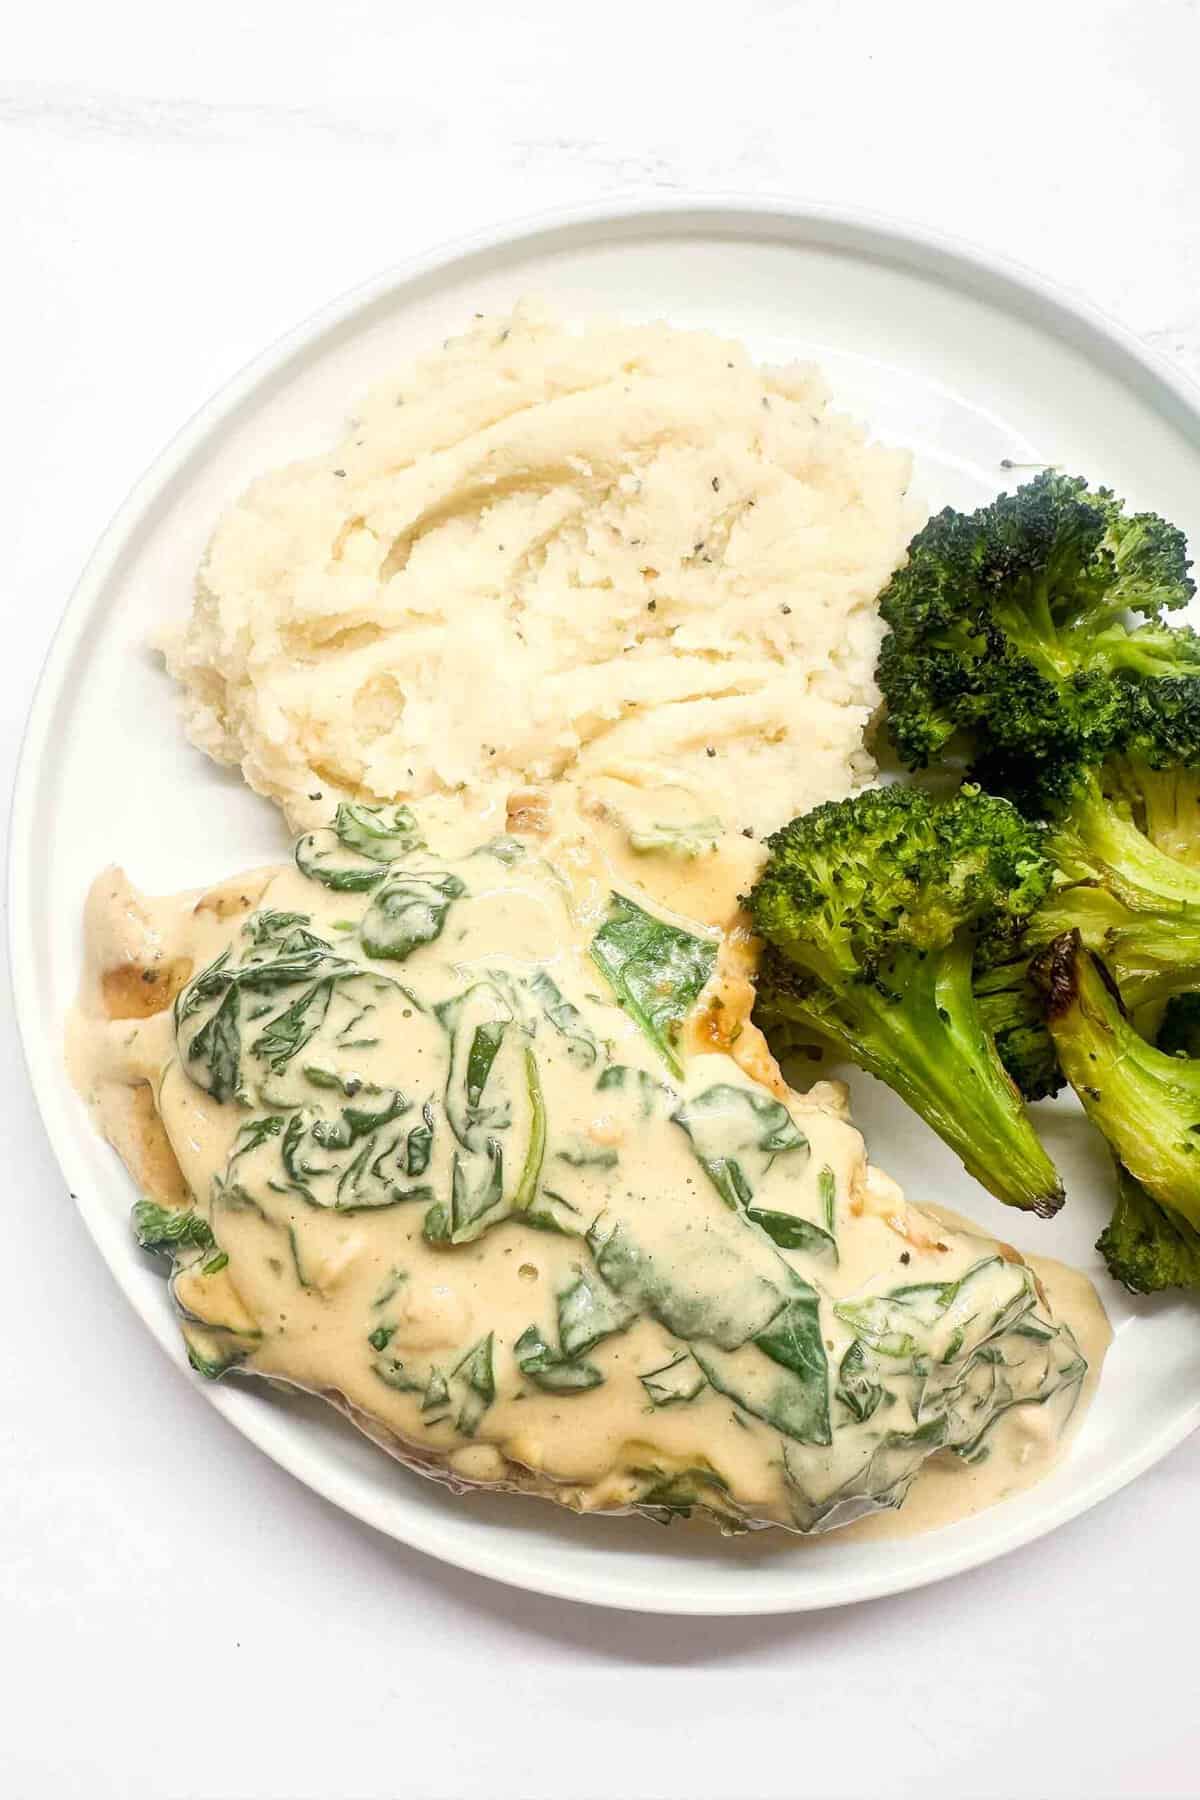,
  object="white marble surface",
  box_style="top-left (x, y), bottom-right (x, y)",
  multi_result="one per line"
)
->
top-left (3, 4), bottom-right (1200, 1796)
